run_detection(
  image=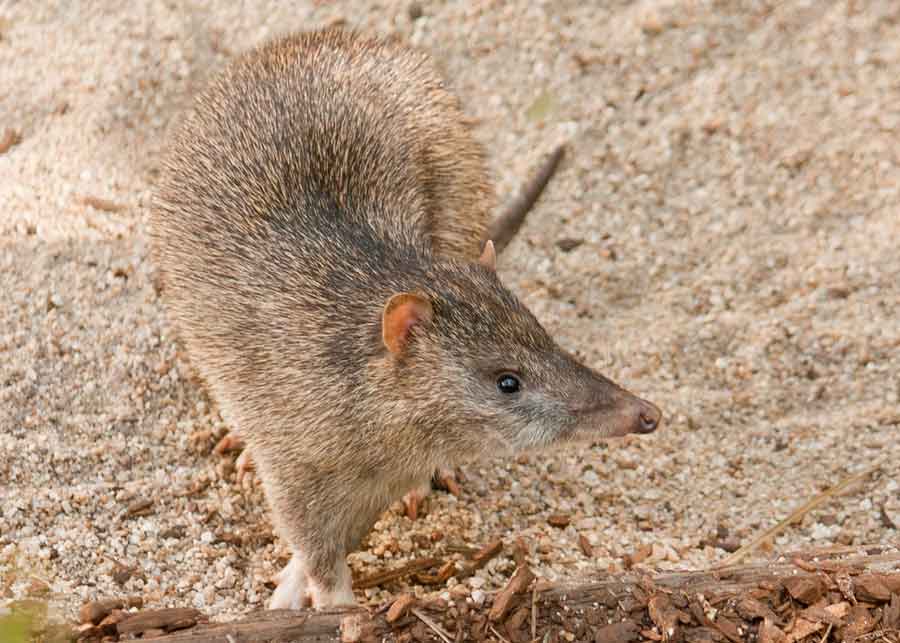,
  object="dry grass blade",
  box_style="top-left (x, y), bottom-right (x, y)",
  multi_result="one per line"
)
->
top-left (410, 607), bottom-right (452, 643)
top-left (716, 462), bottom-right (884, 568)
